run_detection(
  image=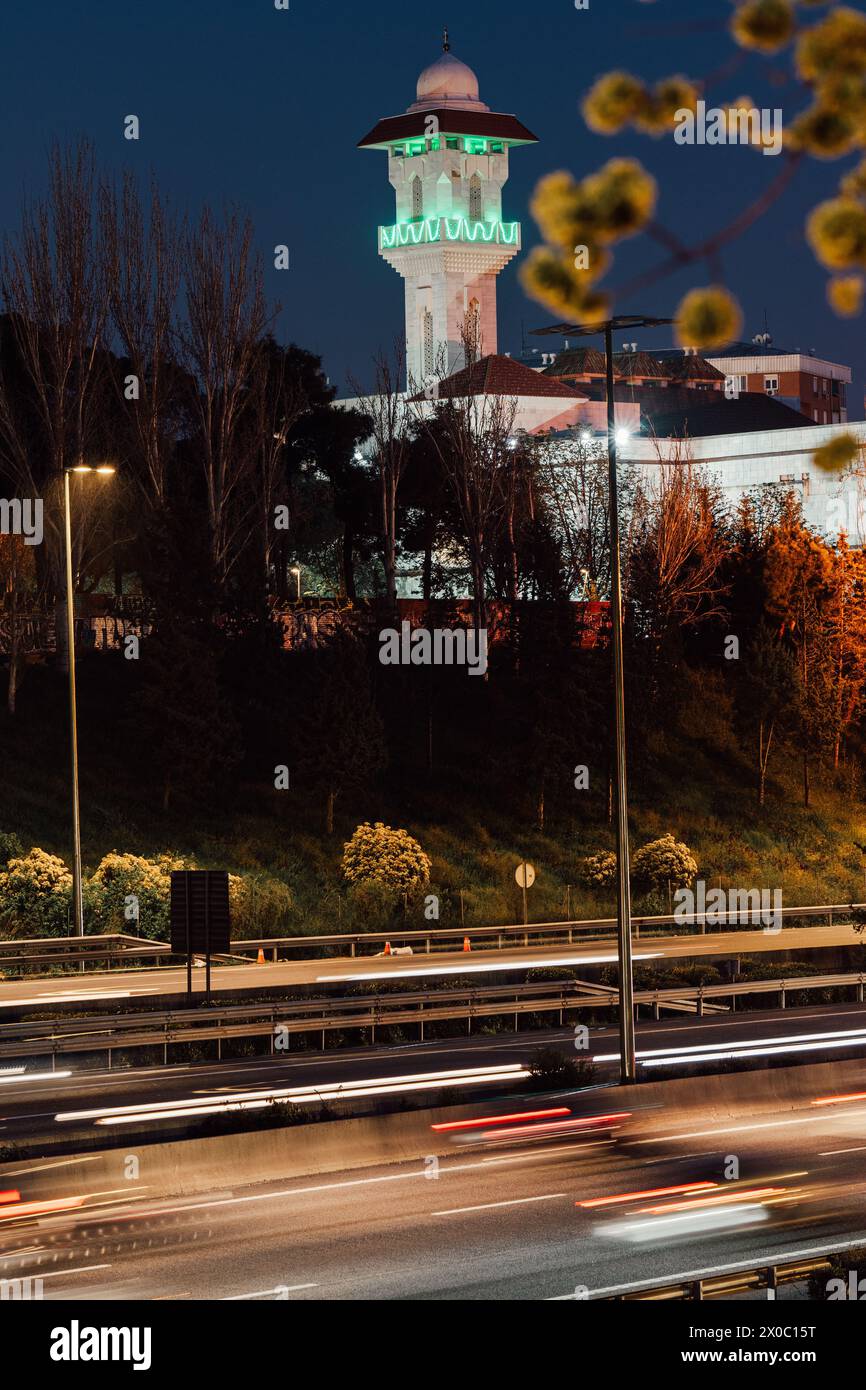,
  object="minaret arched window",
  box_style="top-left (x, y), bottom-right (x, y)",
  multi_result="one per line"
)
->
top-left (469, 174), bottom-right (483, 222)
top-left (411, 175), bottom-right (424, 220)
top-left (423, 309), bottom-right (434, 378)
top-left (467, 298), bottom-right (481, 355)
